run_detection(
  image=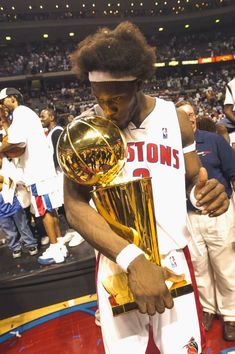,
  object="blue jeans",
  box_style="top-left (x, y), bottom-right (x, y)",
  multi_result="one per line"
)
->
top-left (0, 209), bottom-right (37, 251)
